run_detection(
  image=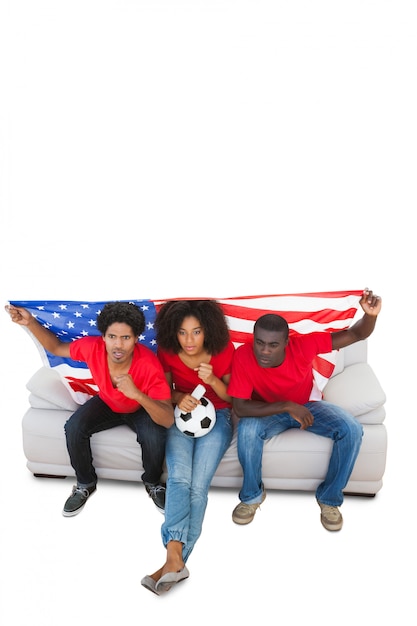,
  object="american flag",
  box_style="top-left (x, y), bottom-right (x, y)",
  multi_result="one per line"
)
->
top-left (10, 291), bottom-right (363, 403)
